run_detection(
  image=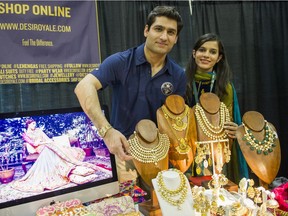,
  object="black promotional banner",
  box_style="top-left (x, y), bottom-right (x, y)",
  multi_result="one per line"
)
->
top-left (0, 1), bottom-right (100, 84)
